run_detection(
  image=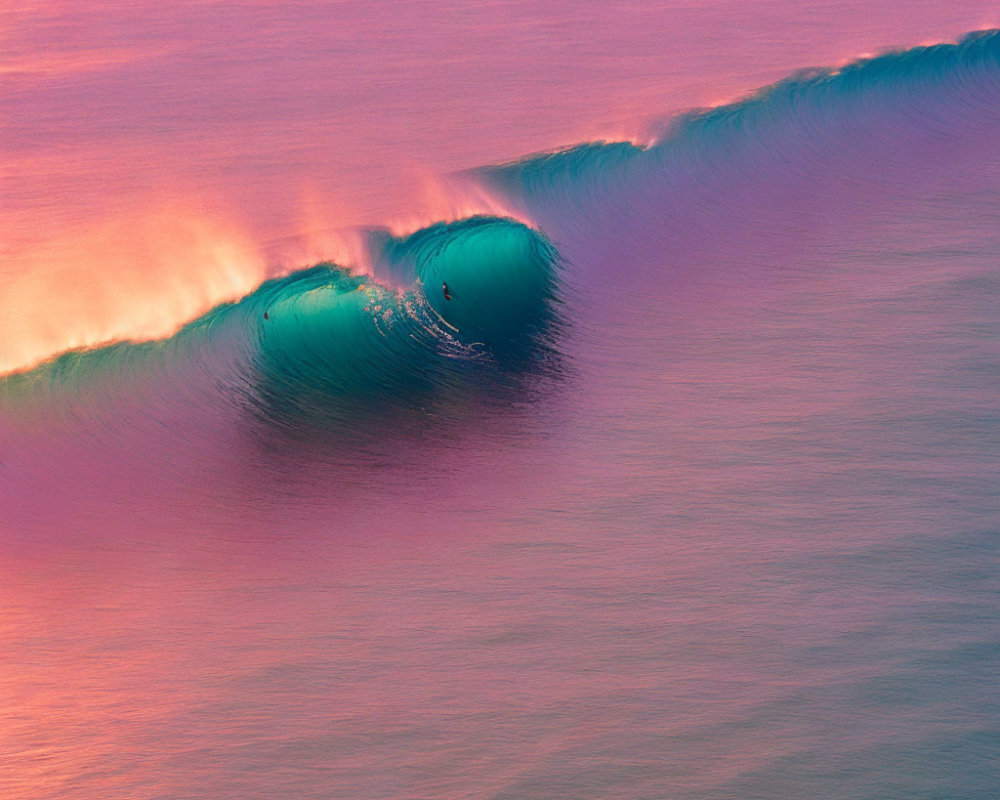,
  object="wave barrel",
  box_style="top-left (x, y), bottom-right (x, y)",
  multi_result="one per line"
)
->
top-left (381, 216), bottom-right (558, 356)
